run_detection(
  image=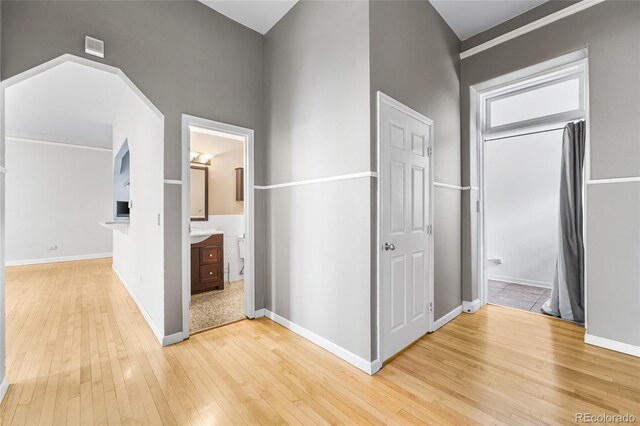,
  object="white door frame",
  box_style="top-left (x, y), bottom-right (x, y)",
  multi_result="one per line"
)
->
top-left (376, 92), bottom-right (434, 369)
top-left (470, 50), bottom-right (589, 319)
top-left (181, 114), bottom-right (255, 339)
